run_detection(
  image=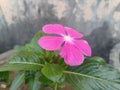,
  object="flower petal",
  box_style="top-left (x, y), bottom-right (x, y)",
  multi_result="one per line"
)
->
top-left (74, 40), bottom-right (92, 56)
top-left (60, 42), bottom-right (84, 66)
top-left (43, 24), bottom-right (65, 35)
top-left (38, 36), bottom-right (63, 50)
top-left (65, 27), bottom-right (83, 38)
